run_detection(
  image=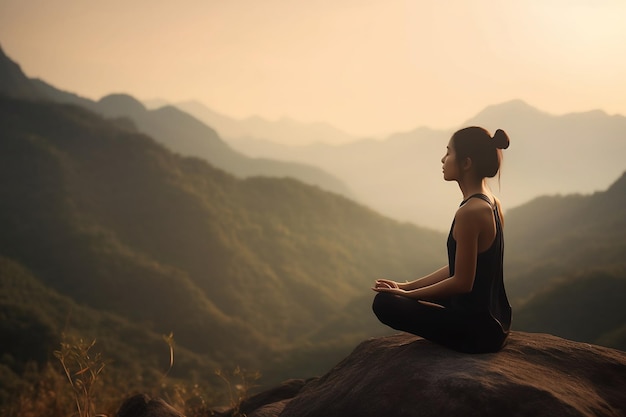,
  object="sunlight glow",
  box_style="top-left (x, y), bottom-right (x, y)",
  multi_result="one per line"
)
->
top-left (0, 0), bottom-right (625, 139)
